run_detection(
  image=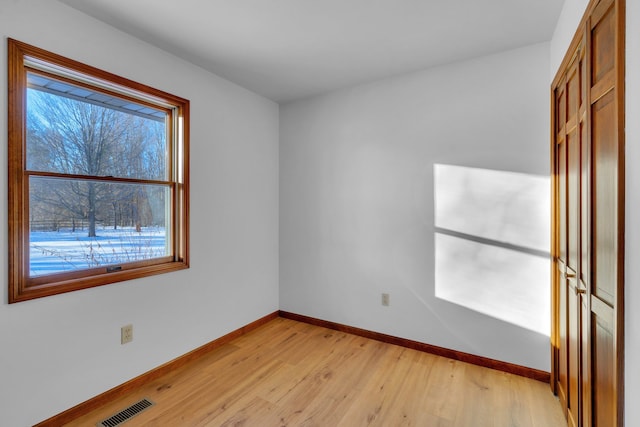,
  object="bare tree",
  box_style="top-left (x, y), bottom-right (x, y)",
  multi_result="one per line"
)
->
top-left (27, 90), bottom-right (165, 237)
